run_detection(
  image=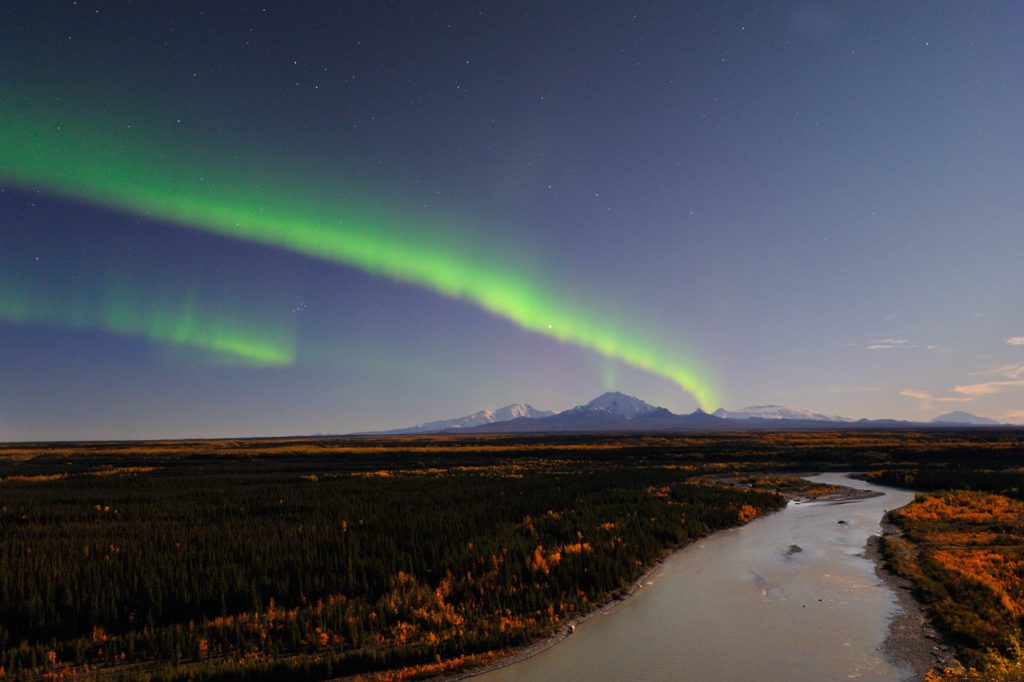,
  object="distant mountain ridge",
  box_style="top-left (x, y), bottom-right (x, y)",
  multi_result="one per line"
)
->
top-left (713, 405), bottom-right (851, 422)
top-left (383, 403), bottom-right (553, 434)
top-left (369, 393), bottom-right (1014, 435)
top-left (465, 392), bottom-right (723, 433)
top-left (930, 411), bottom-right (1000, 426)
